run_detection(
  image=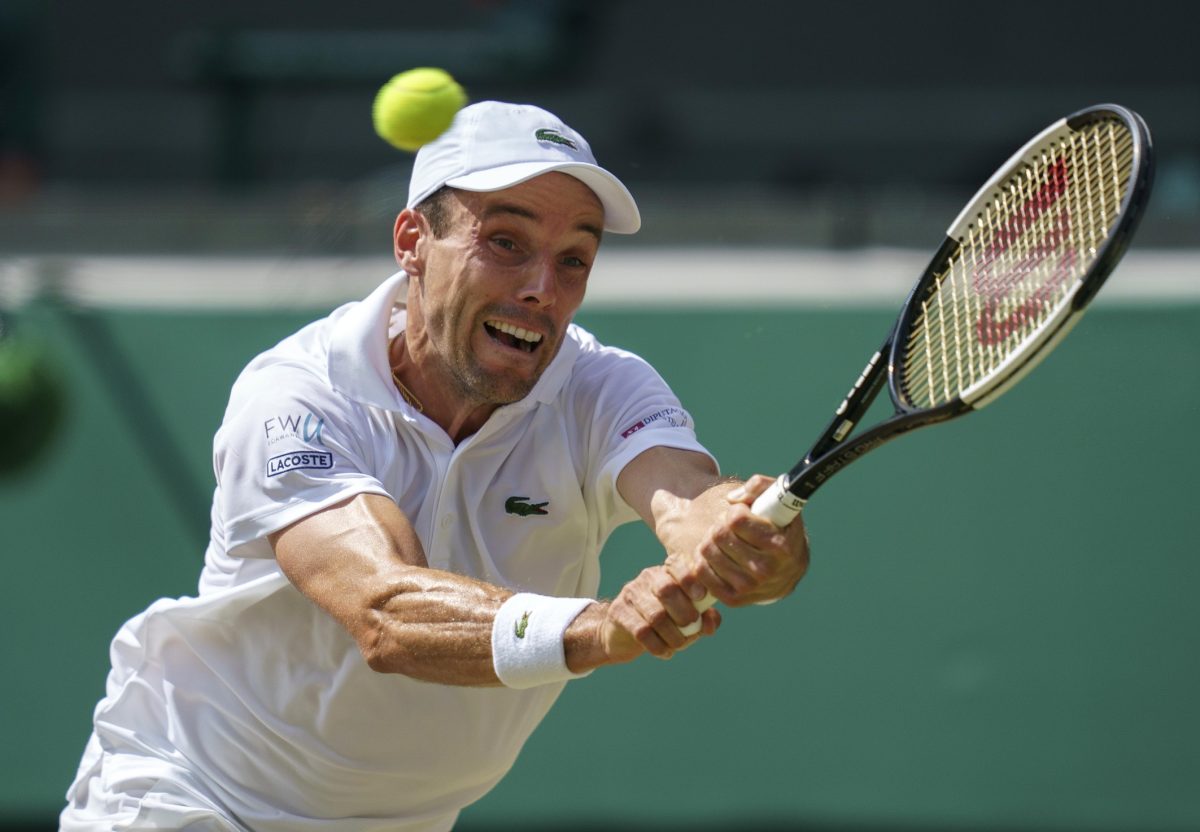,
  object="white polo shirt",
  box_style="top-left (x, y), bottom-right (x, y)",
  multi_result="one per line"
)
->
top-left (64, 272), bottom-right (714, 832)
